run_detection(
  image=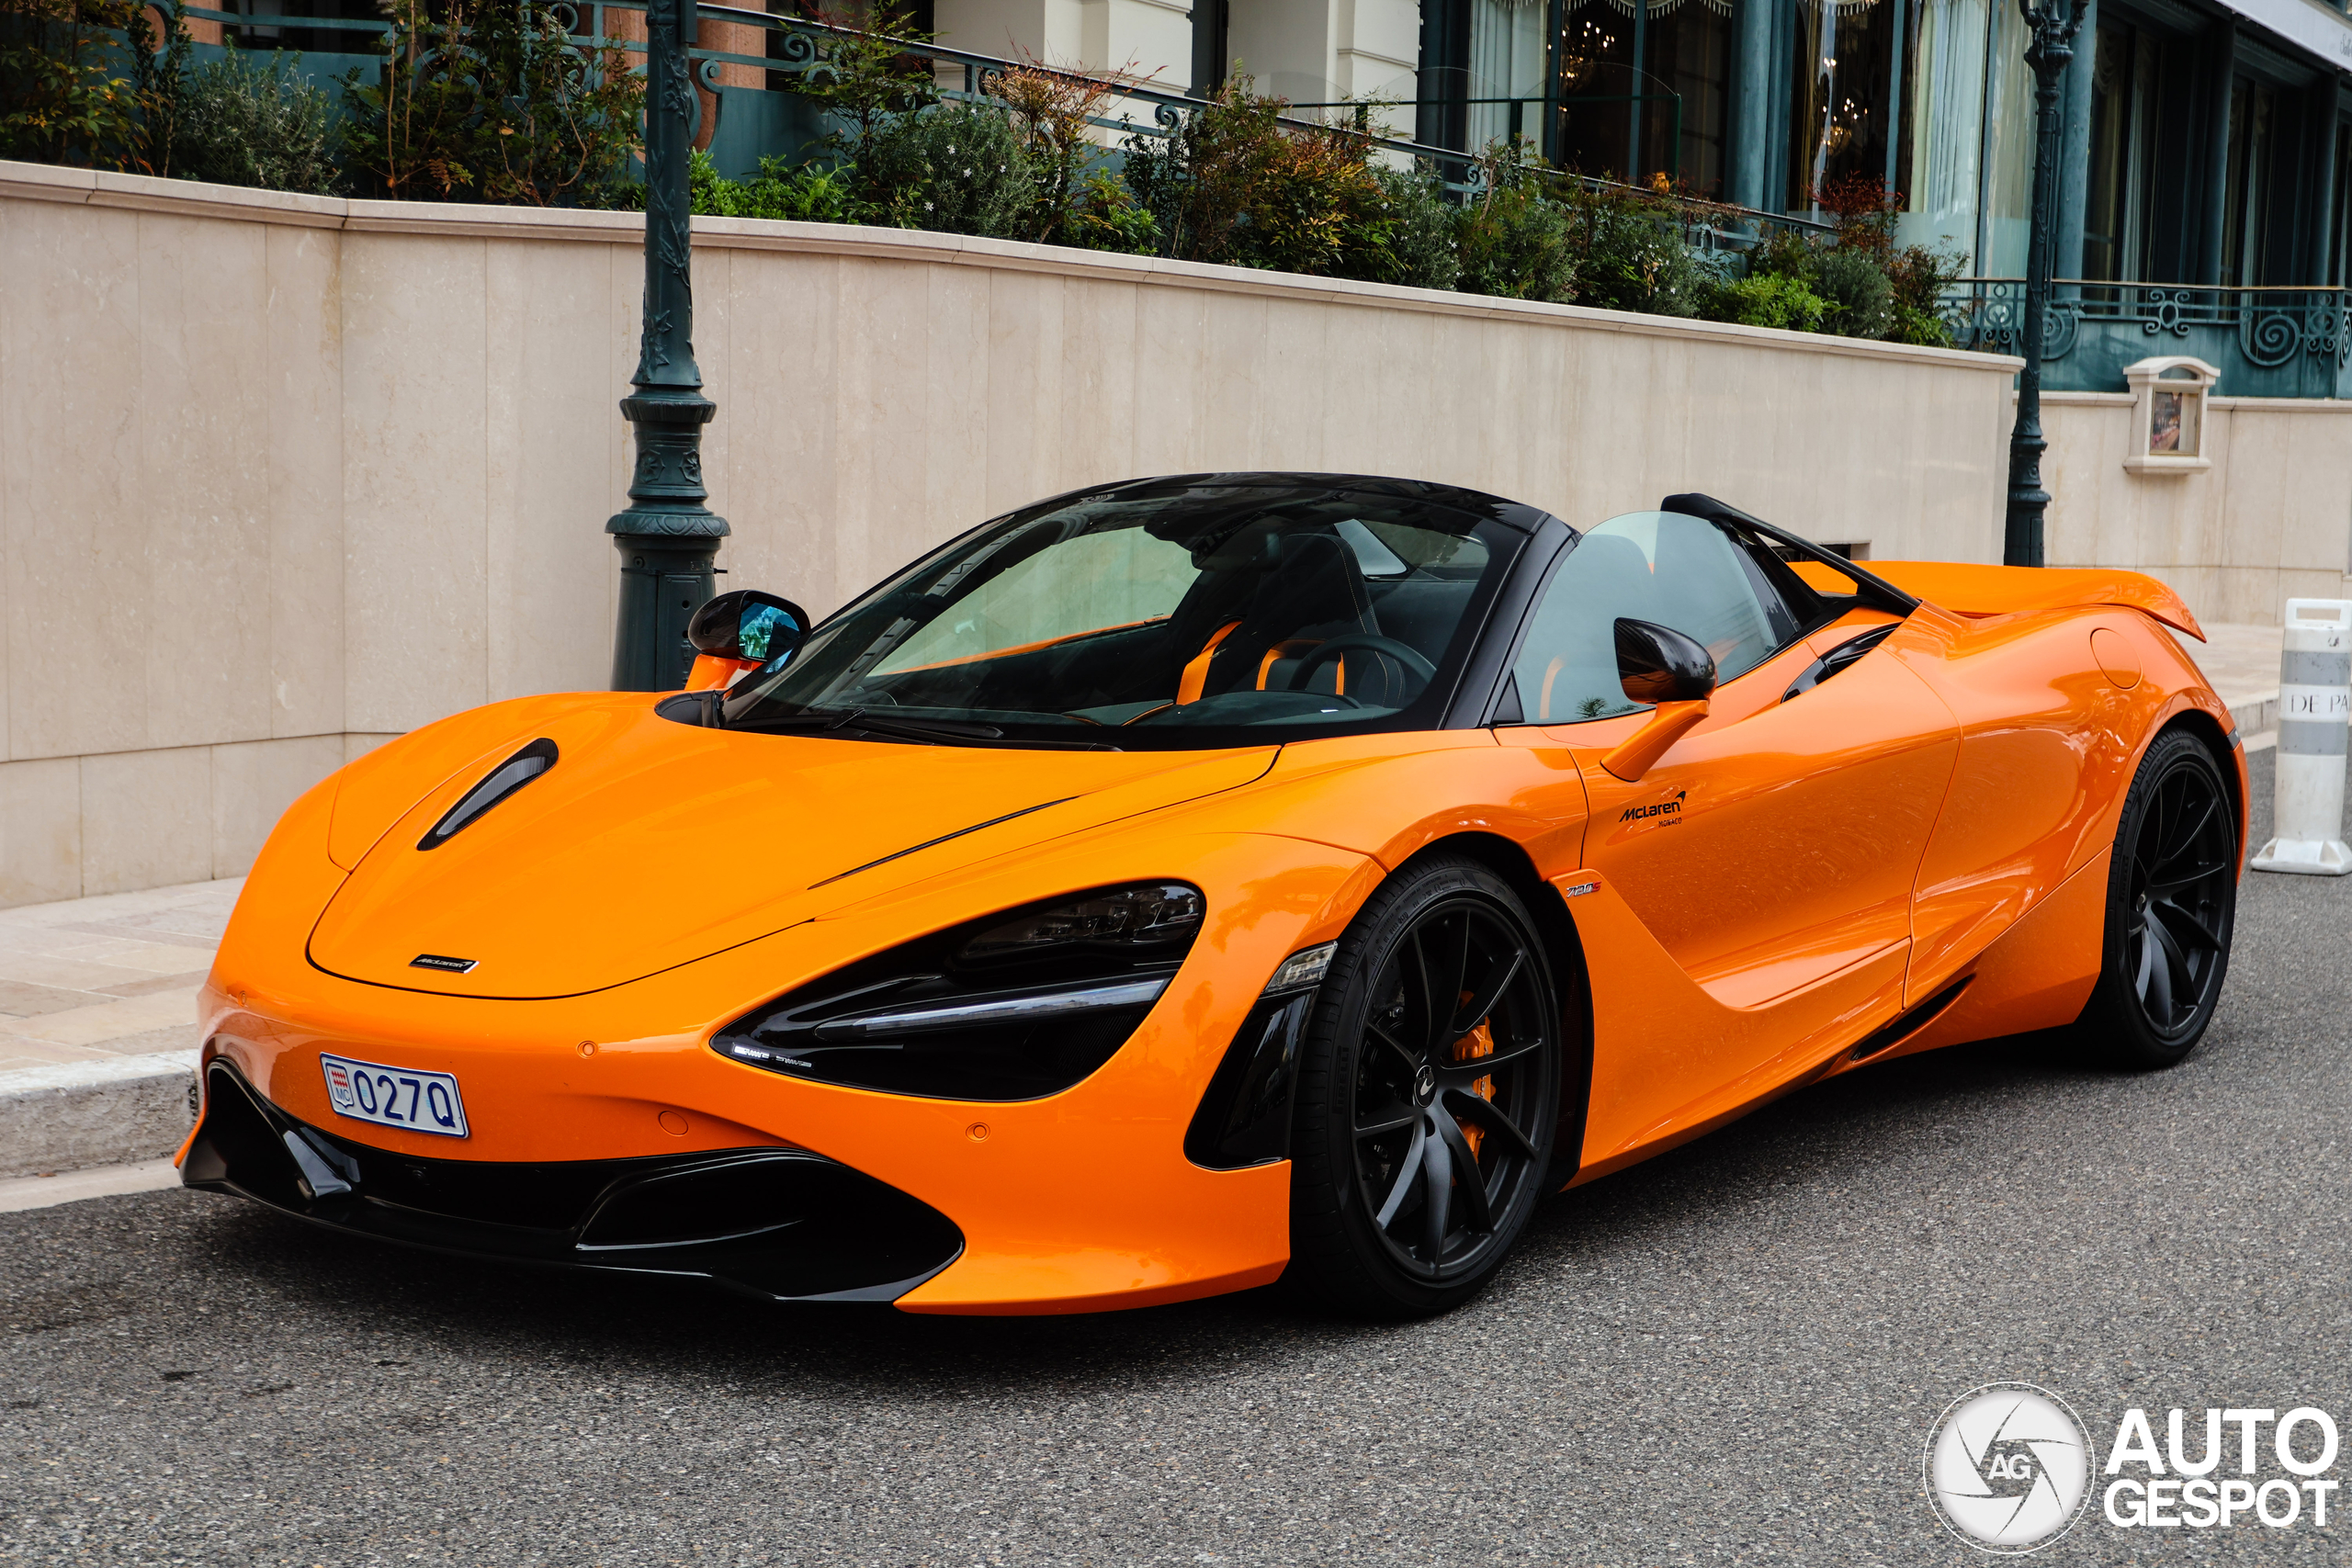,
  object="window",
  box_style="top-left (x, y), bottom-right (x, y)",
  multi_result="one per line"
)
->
top-left (1509, 511), bottom-right (1805, 725)
top-left (2221, 77), bottom-right (2278, 286)
top-left (2081, 21), bottom-right (2164, 282)
top-left (721, 481), bottom-right (1523, 749)
top-left (1544, 0), bottom-right (1736, 191)
top-left (1790, 0), bottom-right (1905, 209)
